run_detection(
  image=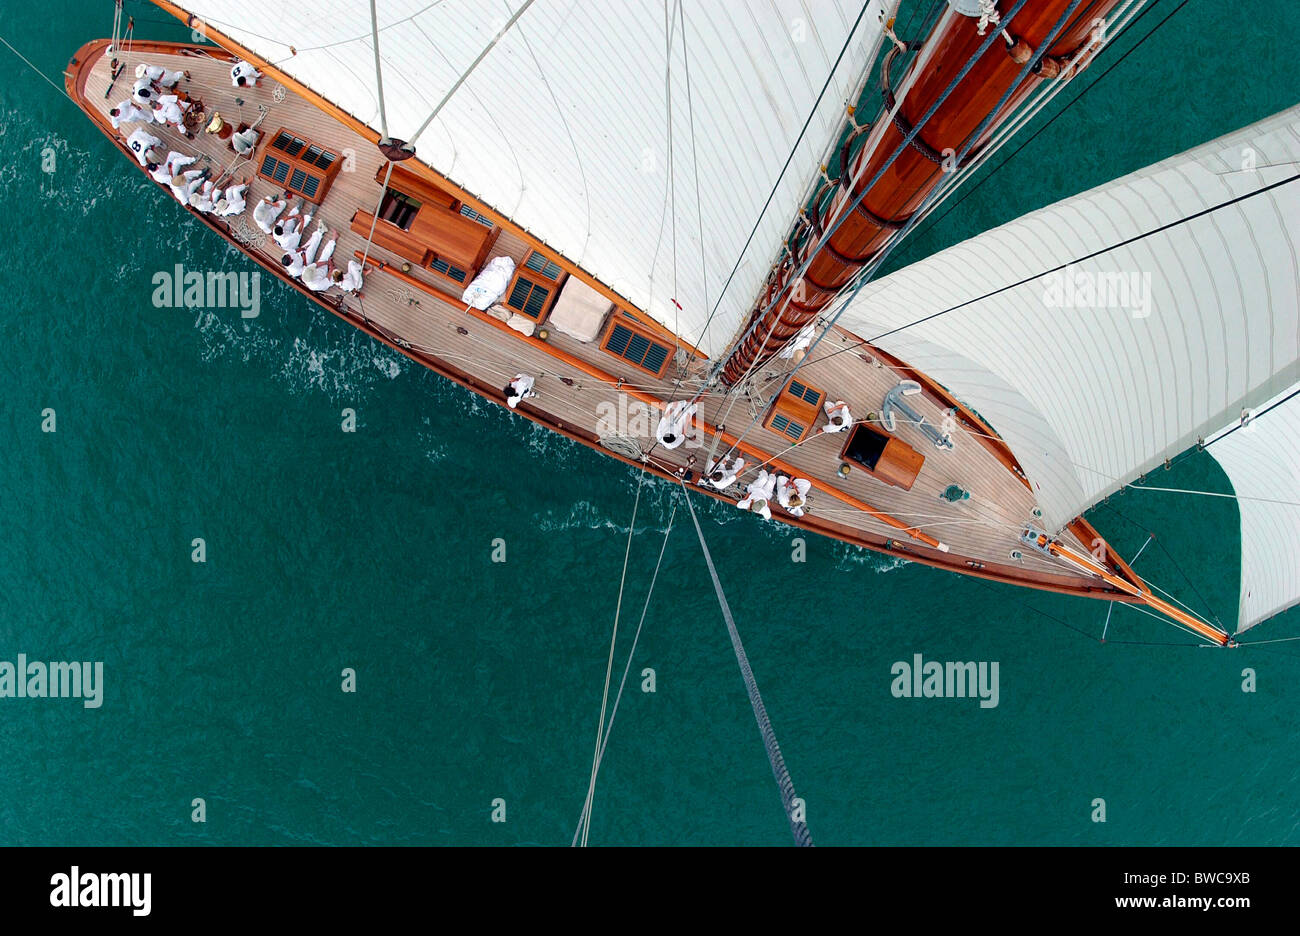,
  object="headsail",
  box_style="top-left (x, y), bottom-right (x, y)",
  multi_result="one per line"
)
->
top-left (1205, 388), bottom-right (1300, 632)
top-left (833, 105), bottom-right (1300, 534)
top-left (172, 0), bottom-right (888, 356)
